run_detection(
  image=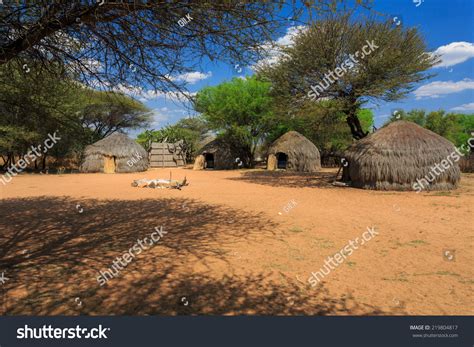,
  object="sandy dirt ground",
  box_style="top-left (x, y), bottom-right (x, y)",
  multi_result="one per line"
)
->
top-left (0, 167), bottom-right (473, 315)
